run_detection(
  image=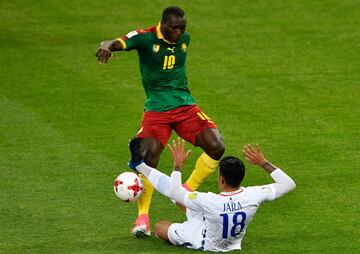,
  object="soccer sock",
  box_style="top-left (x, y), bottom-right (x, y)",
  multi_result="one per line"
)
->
top-left (137, 175), bottom-right (154, 216)
top-left (184, 152), bottom-right (219, 191)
